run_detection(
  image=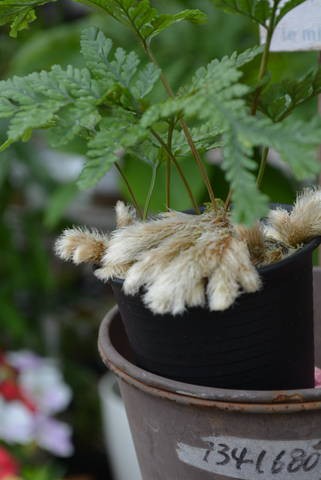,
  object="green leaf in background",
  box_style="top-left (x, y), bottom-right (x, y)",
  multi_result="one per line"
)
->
top-left (22, 465), bottom-right (64, 480)
top-left (83, 0), bottom-right (207, 43)
top-left (45, 182), bottom-right (79, 229)
top-left (275, 0), bottom-right (307, 26)
top-left (259, 66), bottom-right (321, 121)
top-left (122, 153), bottom-right (209, 212)
top-left (239, 115), bottom-right (321, 179)
top-left (210, 0), bottom-right (272, 27)
top-left (0, 0), bottom-right (206, 42)
top-left (0, 296), bottom-right (29, 339)
top-left (0, 0), bottom-right (54, 37)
